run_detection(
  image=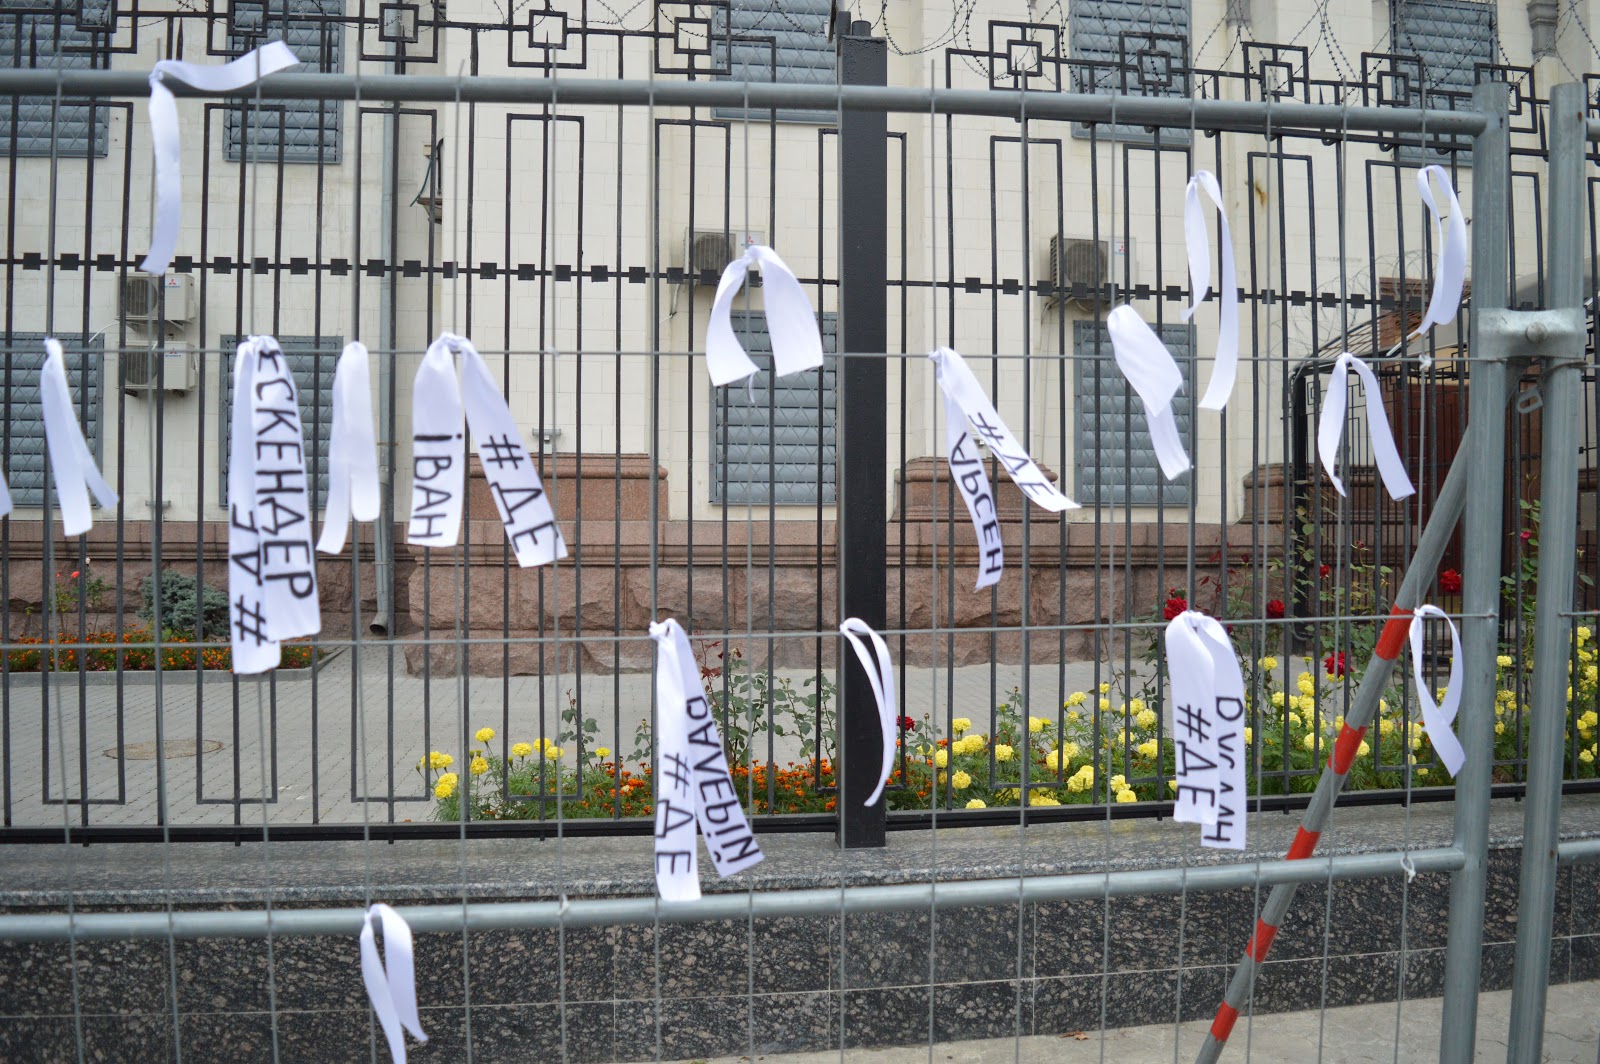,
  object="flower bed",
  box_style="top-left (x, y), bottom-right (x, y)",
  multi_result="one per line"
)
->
top-left (4, 625), bottom-right (316, 673)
